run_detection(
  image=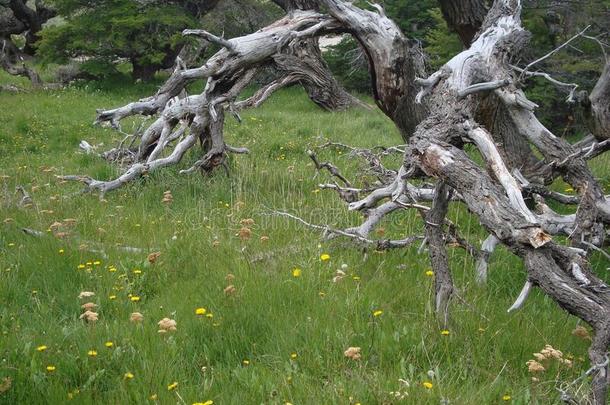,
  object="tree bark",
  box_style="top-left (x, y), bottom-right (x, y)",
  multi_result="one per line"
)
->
top-left (438, 0), bottom-right (488, 47)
